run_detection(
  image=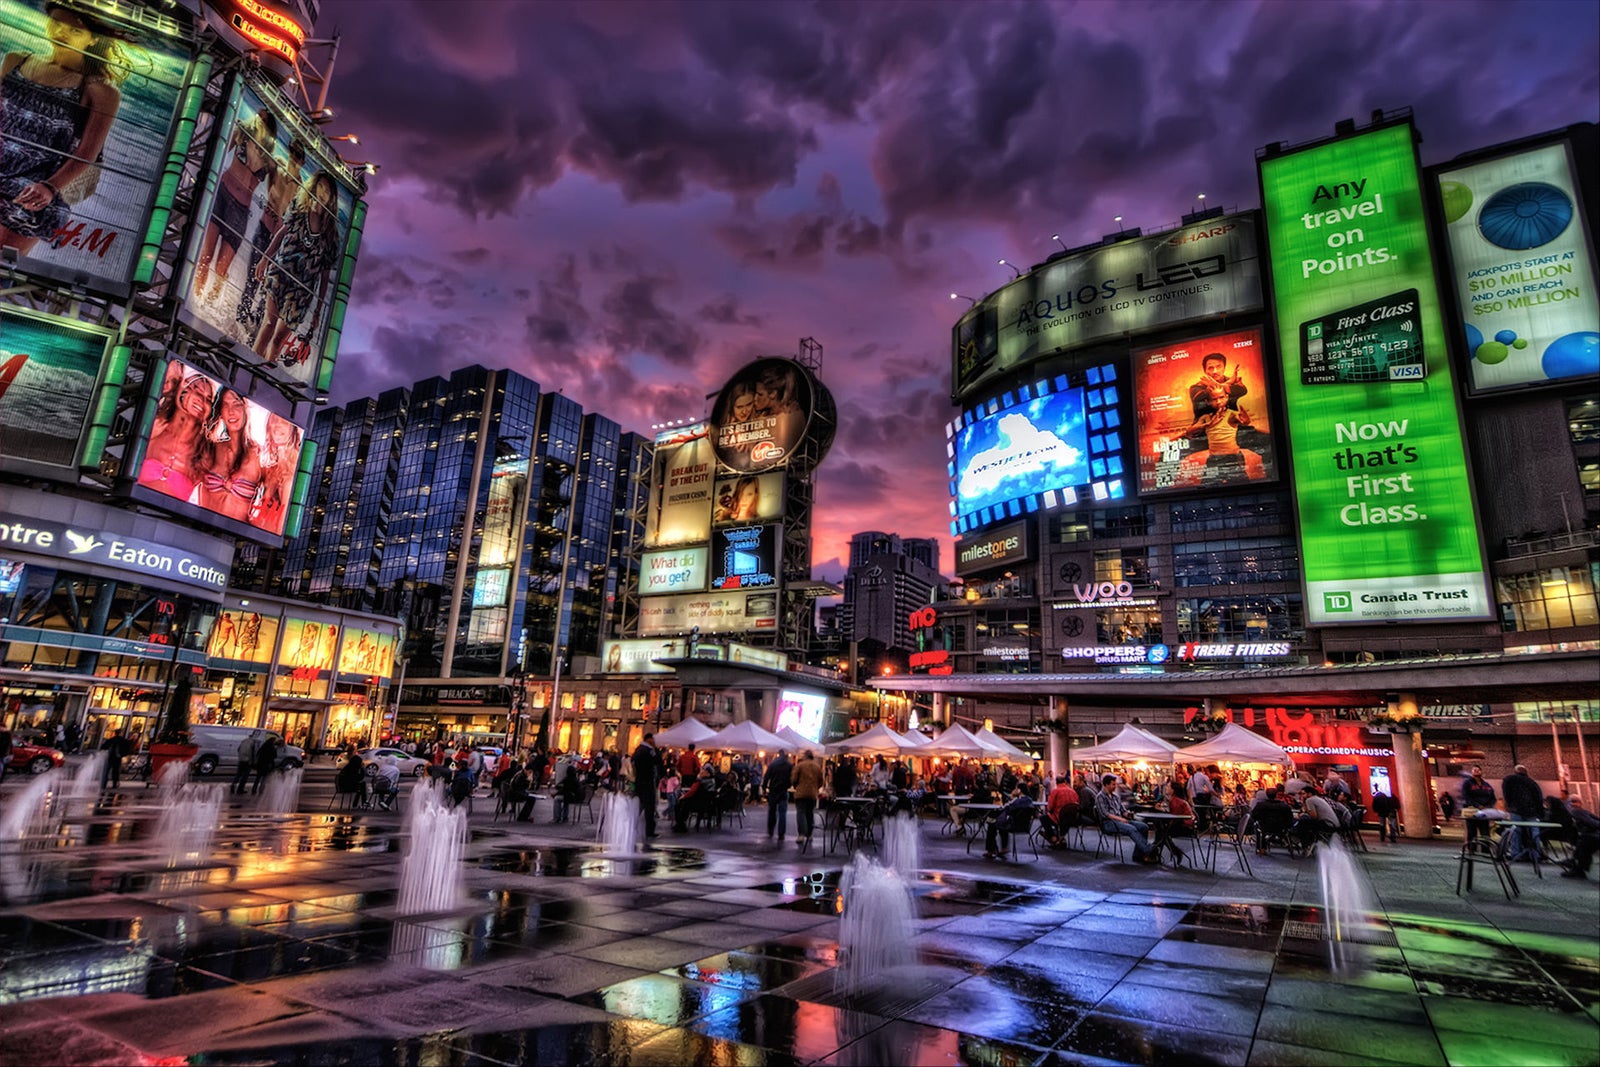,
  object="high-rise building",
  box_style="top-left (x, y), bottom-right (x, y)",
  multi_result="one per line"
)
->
top-left (246, 365), bottom-right (651, 741)
top-left (841, 531), bottom-right (948, 652)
